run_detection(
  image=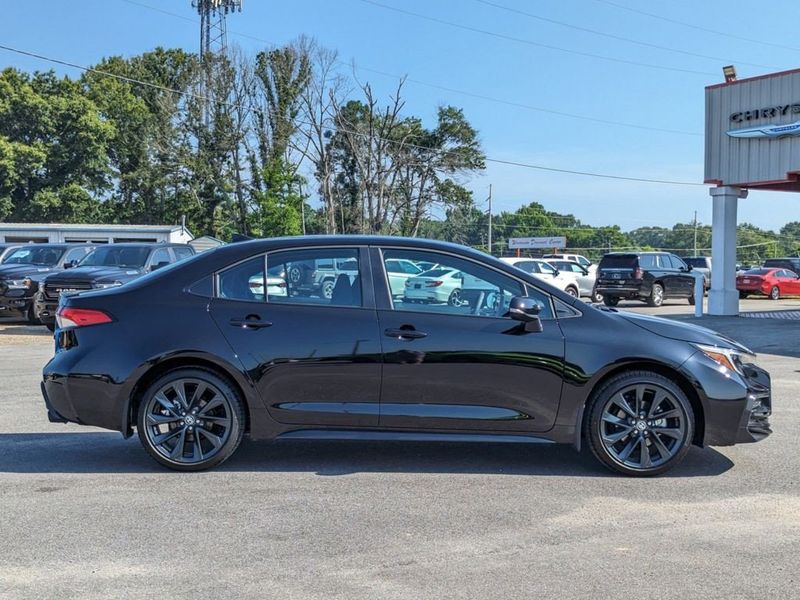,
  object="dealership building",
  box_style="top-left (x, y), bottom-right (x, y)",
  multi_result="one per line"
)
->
top-left (705, 67), bottom-right (800, 315)
top-left (0, 223), bottom-right (193, 245)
